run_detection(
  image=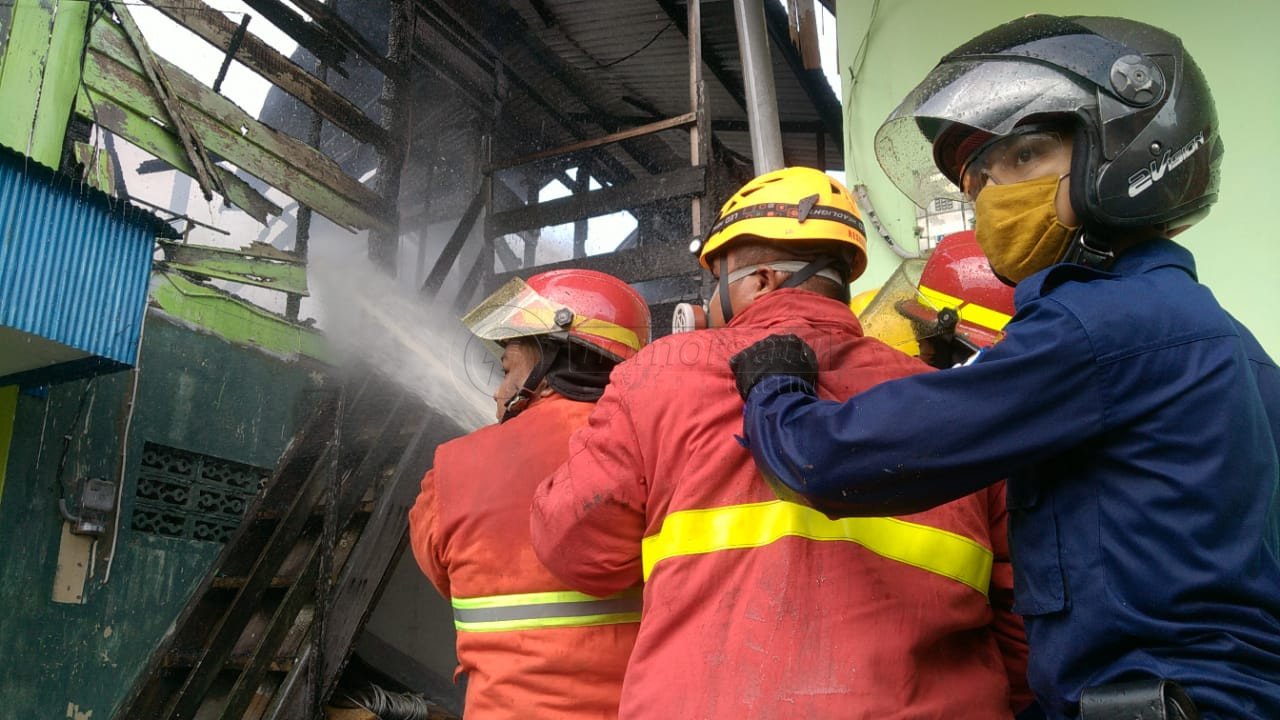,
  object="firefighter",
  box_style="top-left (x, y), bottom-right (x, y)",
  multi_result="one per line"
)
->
top-left (530, 167), bottom-right (1033, 719)
top-left (859, 230), bottom-right (1016, 368)
top-left (732, 15), bottom-right (1280, 720)
top-left (408, 269), bottom-right (651, 719)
